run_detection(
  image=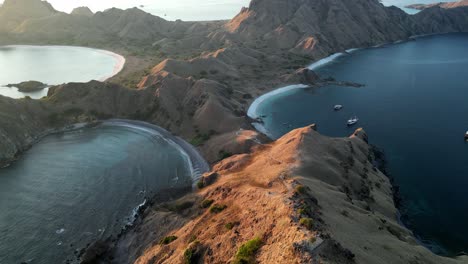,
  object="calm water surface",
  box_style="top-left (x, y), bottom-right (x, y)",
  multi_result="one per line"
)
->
top-left (382, 0), bottom-right (453, 14)
top-left (0, 122), bottom-right (193, 264)
top-left (12, 0), bottom-right (251, 21)
top-left (0, 45), bottom-right (123, 99)
top-left (252, 33), bottom-right (468, 256)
